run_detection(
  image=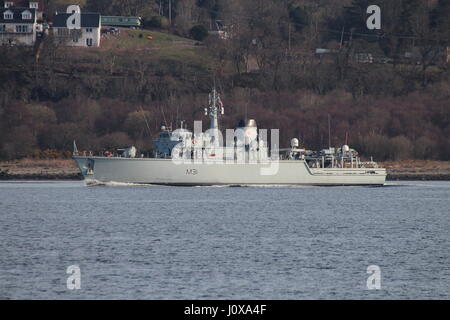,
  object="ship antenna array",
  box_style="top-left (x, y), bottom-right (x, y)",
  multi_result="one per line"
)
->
top-left (205, 88), bottom-right (225, 128)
